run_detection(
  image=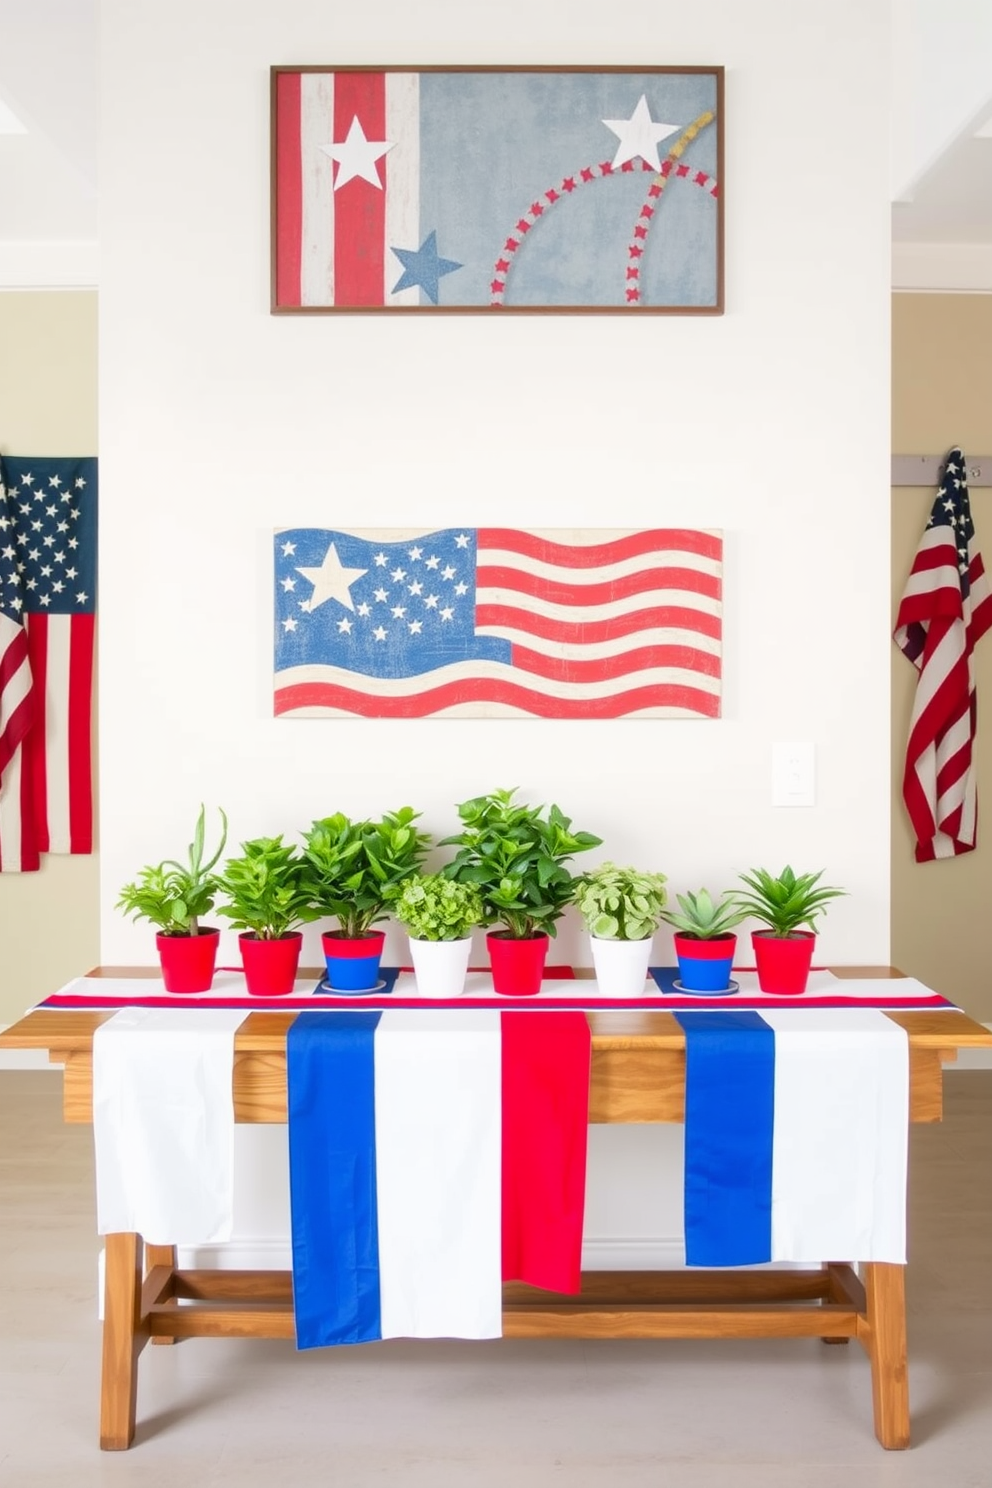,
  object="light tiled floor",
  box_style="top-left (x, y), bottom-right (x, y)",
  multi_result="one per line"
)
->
top-left (1, 1070), bottom-right (991, 1487)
